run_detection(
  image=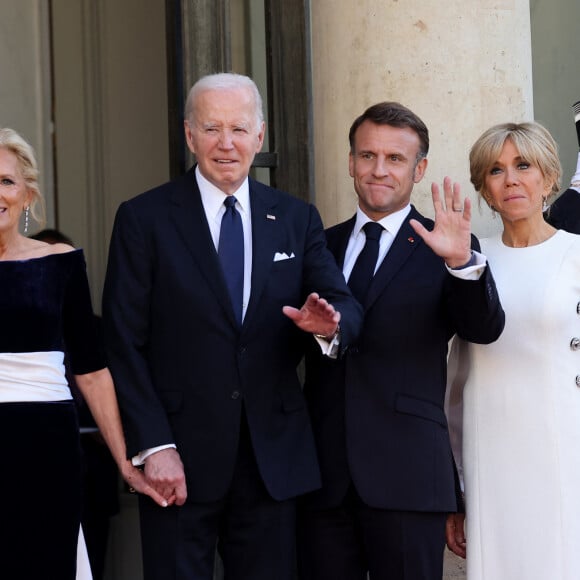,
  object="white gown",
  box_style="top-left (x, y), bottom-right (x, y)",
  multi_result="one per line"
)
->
top-left (453, 230), bottom-right (580, 580)
top-left (77, 526), bottom-right (93, 580)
